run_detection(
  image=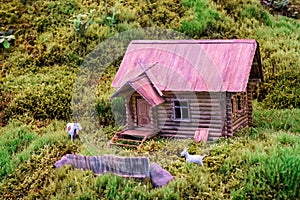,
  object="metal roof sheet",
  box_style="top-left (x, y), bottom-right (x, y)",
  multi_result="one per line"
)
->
top-left (111, 74), bottom-right (164, 106)
top-left (112, 40), bottom-right (261, 92)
